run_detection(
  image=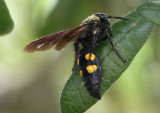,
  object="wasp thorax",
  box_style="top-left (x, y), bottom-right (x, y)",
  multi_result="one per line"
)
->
top-left (81, 14), bottom-right (100, 25)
